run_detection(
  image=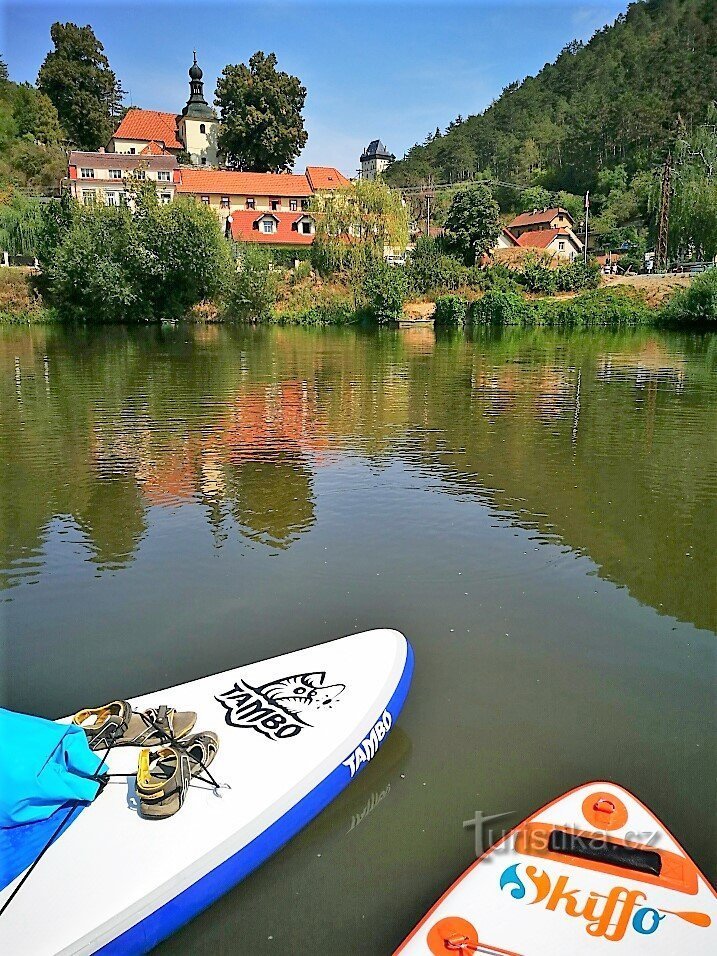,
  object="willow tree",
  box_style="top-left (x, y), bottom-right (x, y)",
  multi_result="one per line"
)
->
top-left (667, 115), bottom-right (717, 261)
top-left (310, 179), bottom-right (409, 275)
